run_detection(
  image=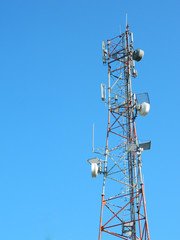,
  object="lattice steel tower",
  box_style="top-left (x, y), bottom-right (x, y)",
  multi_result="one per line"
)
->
top-left (87, 24), bottom-right (151, 240)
